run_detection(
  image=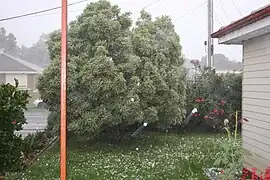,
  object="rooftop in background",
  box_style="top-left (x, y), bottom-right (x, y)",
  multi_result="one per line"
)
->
top-left (211, 4), bottom-right (270, 41)
top-left (0, 49), bottom-right (43, 73)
